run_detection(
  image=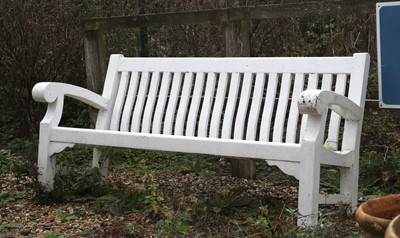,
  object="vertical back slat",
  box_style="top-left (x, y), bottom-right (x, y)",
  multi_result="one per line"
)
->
top-left (141, 72), bottom-right (161, 133)
top-left (198, 73), bottom-right (216, 137)
top-left (234, 73), bottom-right (253, 140)
top-left (221, 73), bottom-right (240, 139)
top-left (272, 73), bottom-right (292, 142)
top-left (209, 73), bottom-right (229, 138)
top-left (285, 73), bottom-right (305, 143)
top-left (120, 72), bottom-right (140, 131)
top-left (299, 73), bottom-right (319, 140)
top-left (152, 72), bottom-right (172, 134)
top-left (259, 73), bottom-right (278, 141)
top-left (246, 73), bottom-right (266, 141)
top-left (321, 74), bottom-right (333, 90)
top-left (163, 72), bottom-right (183, 135)
top-left (110, 72), bottom-right (129, 131)
top-left (327, 73), bottom-right (347, 143)
top-left (186, 73), bottom-right (205, 136)
top-left (246, 73), bottom-right (265, 141)
top-left (174, 72), bottom-right (194, 135)
top-left (131, 72), bottom-right (150, 132)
